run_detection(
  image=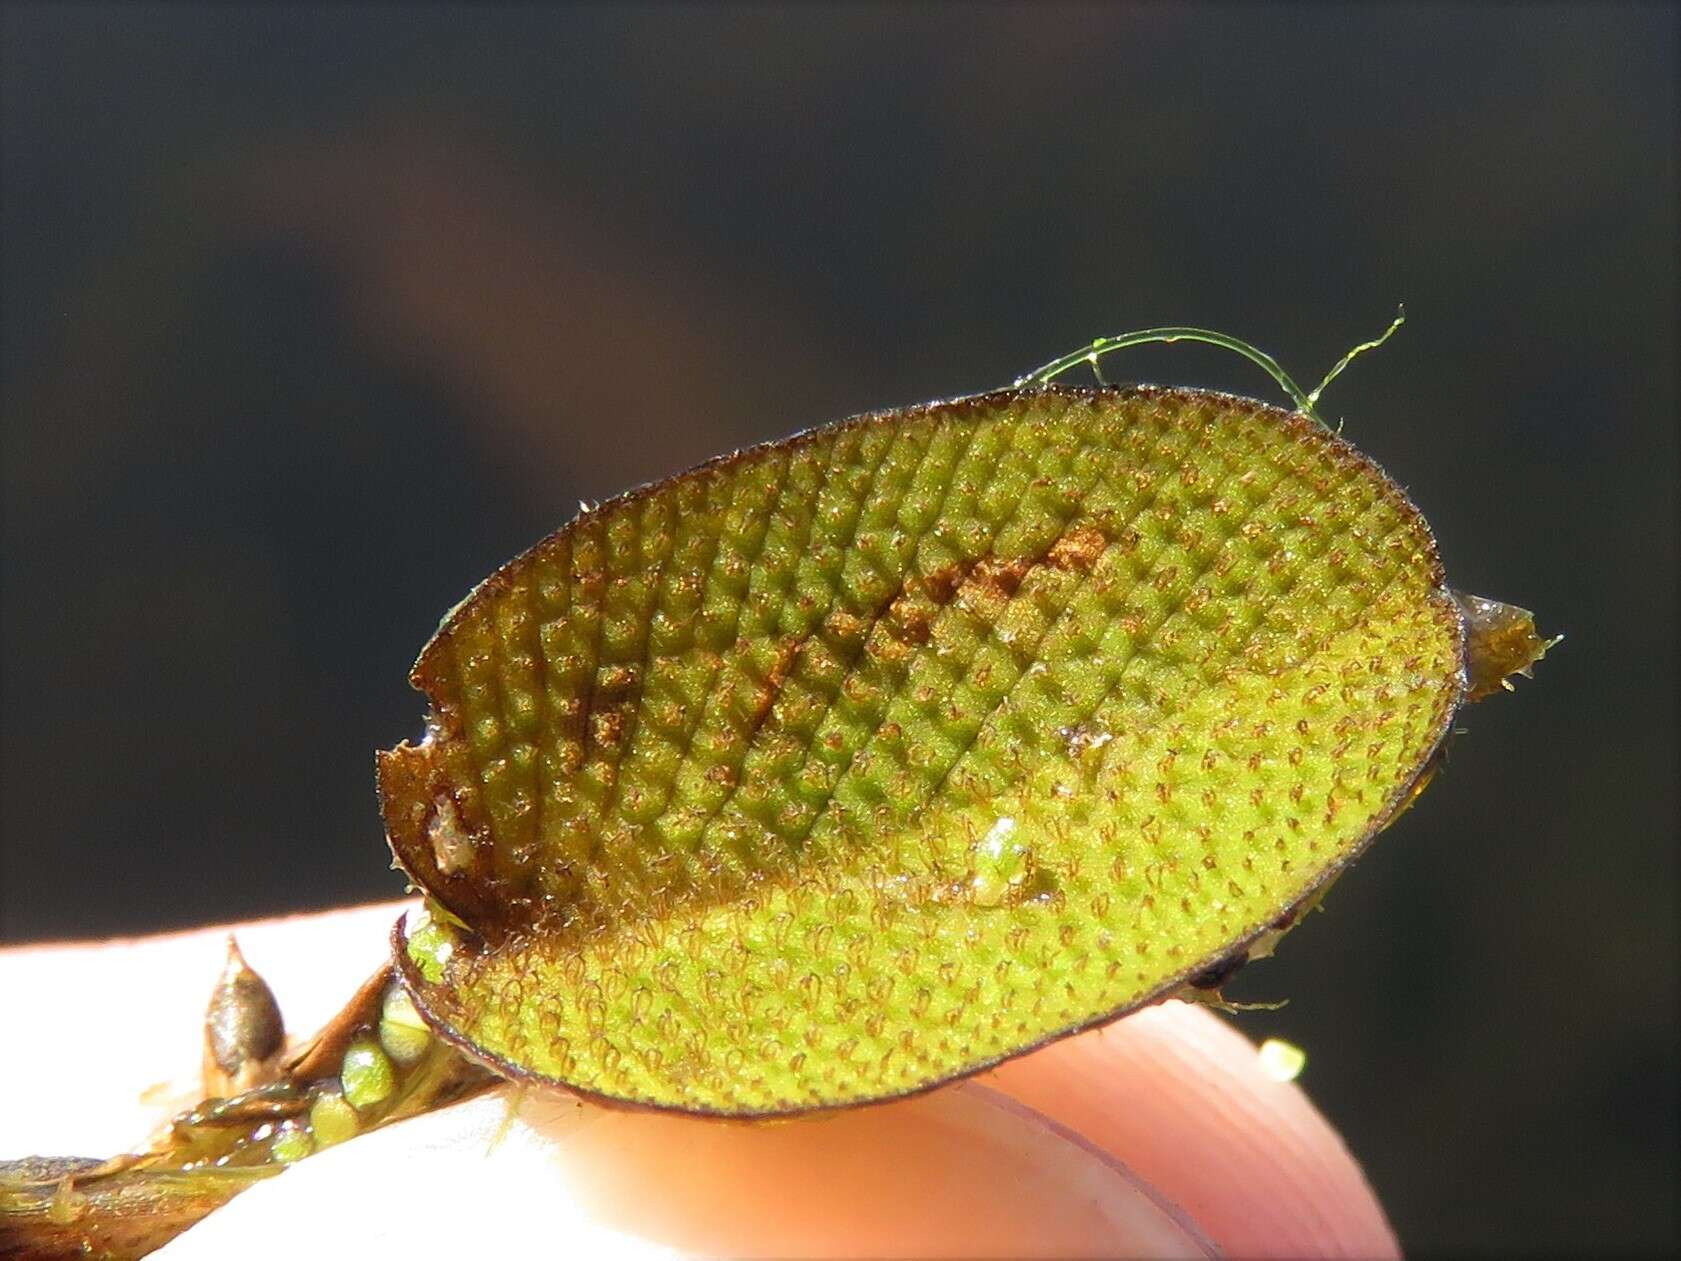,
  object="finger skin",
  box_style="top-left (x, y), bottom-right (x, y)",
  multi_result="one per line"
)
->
top-left (984, 1004), bottom-right (1401, 1258)
top-left (159, 1078), bottom-right (1217, 1259)
top-left (1, 905), bottom-right (1396, 1257)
